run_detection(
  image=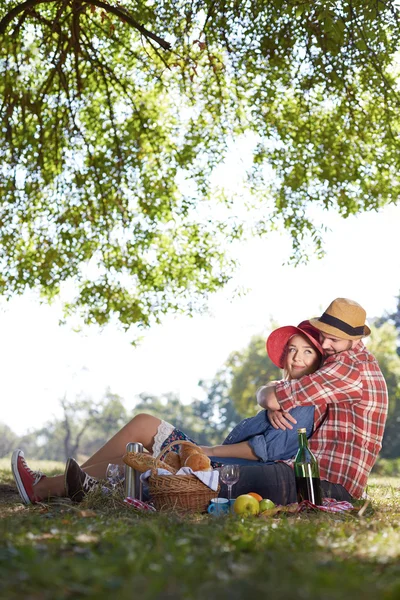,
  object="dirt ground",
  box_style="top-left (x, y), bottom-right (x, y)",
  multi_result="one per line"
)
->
top-left (0, 483), bottom-right (19, 504)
